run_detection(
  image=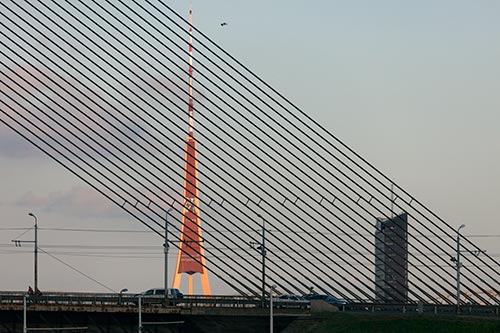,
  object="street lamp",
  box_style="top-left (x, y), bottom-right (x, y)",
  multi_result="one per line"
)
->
top-left (164, 208), bottom-right (173, 305)
top-left (456, 224), bottom-right (466, 313)
top-left (270, 284), bottom-right (277, 333)
top-left (250, 214), bottom-right (266, 308)
top-left (28, 213), bottom-right (38, 294)
top-left (119, 288), bottom-right (128, 305)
